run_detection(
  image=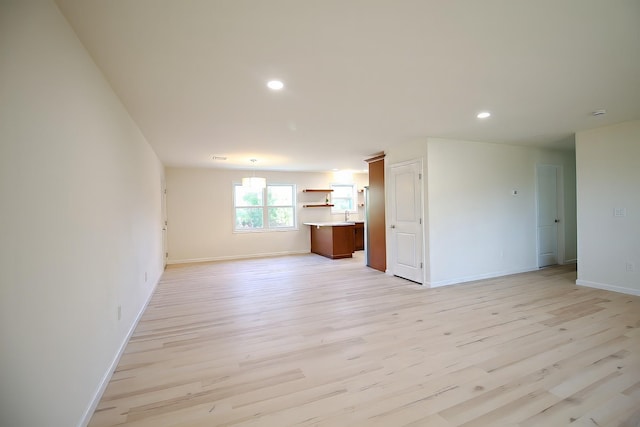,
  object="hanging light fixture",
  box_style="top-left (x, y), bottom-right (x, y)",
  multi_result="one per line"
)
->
top-left (242, 159), bottom-right (266, 189)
